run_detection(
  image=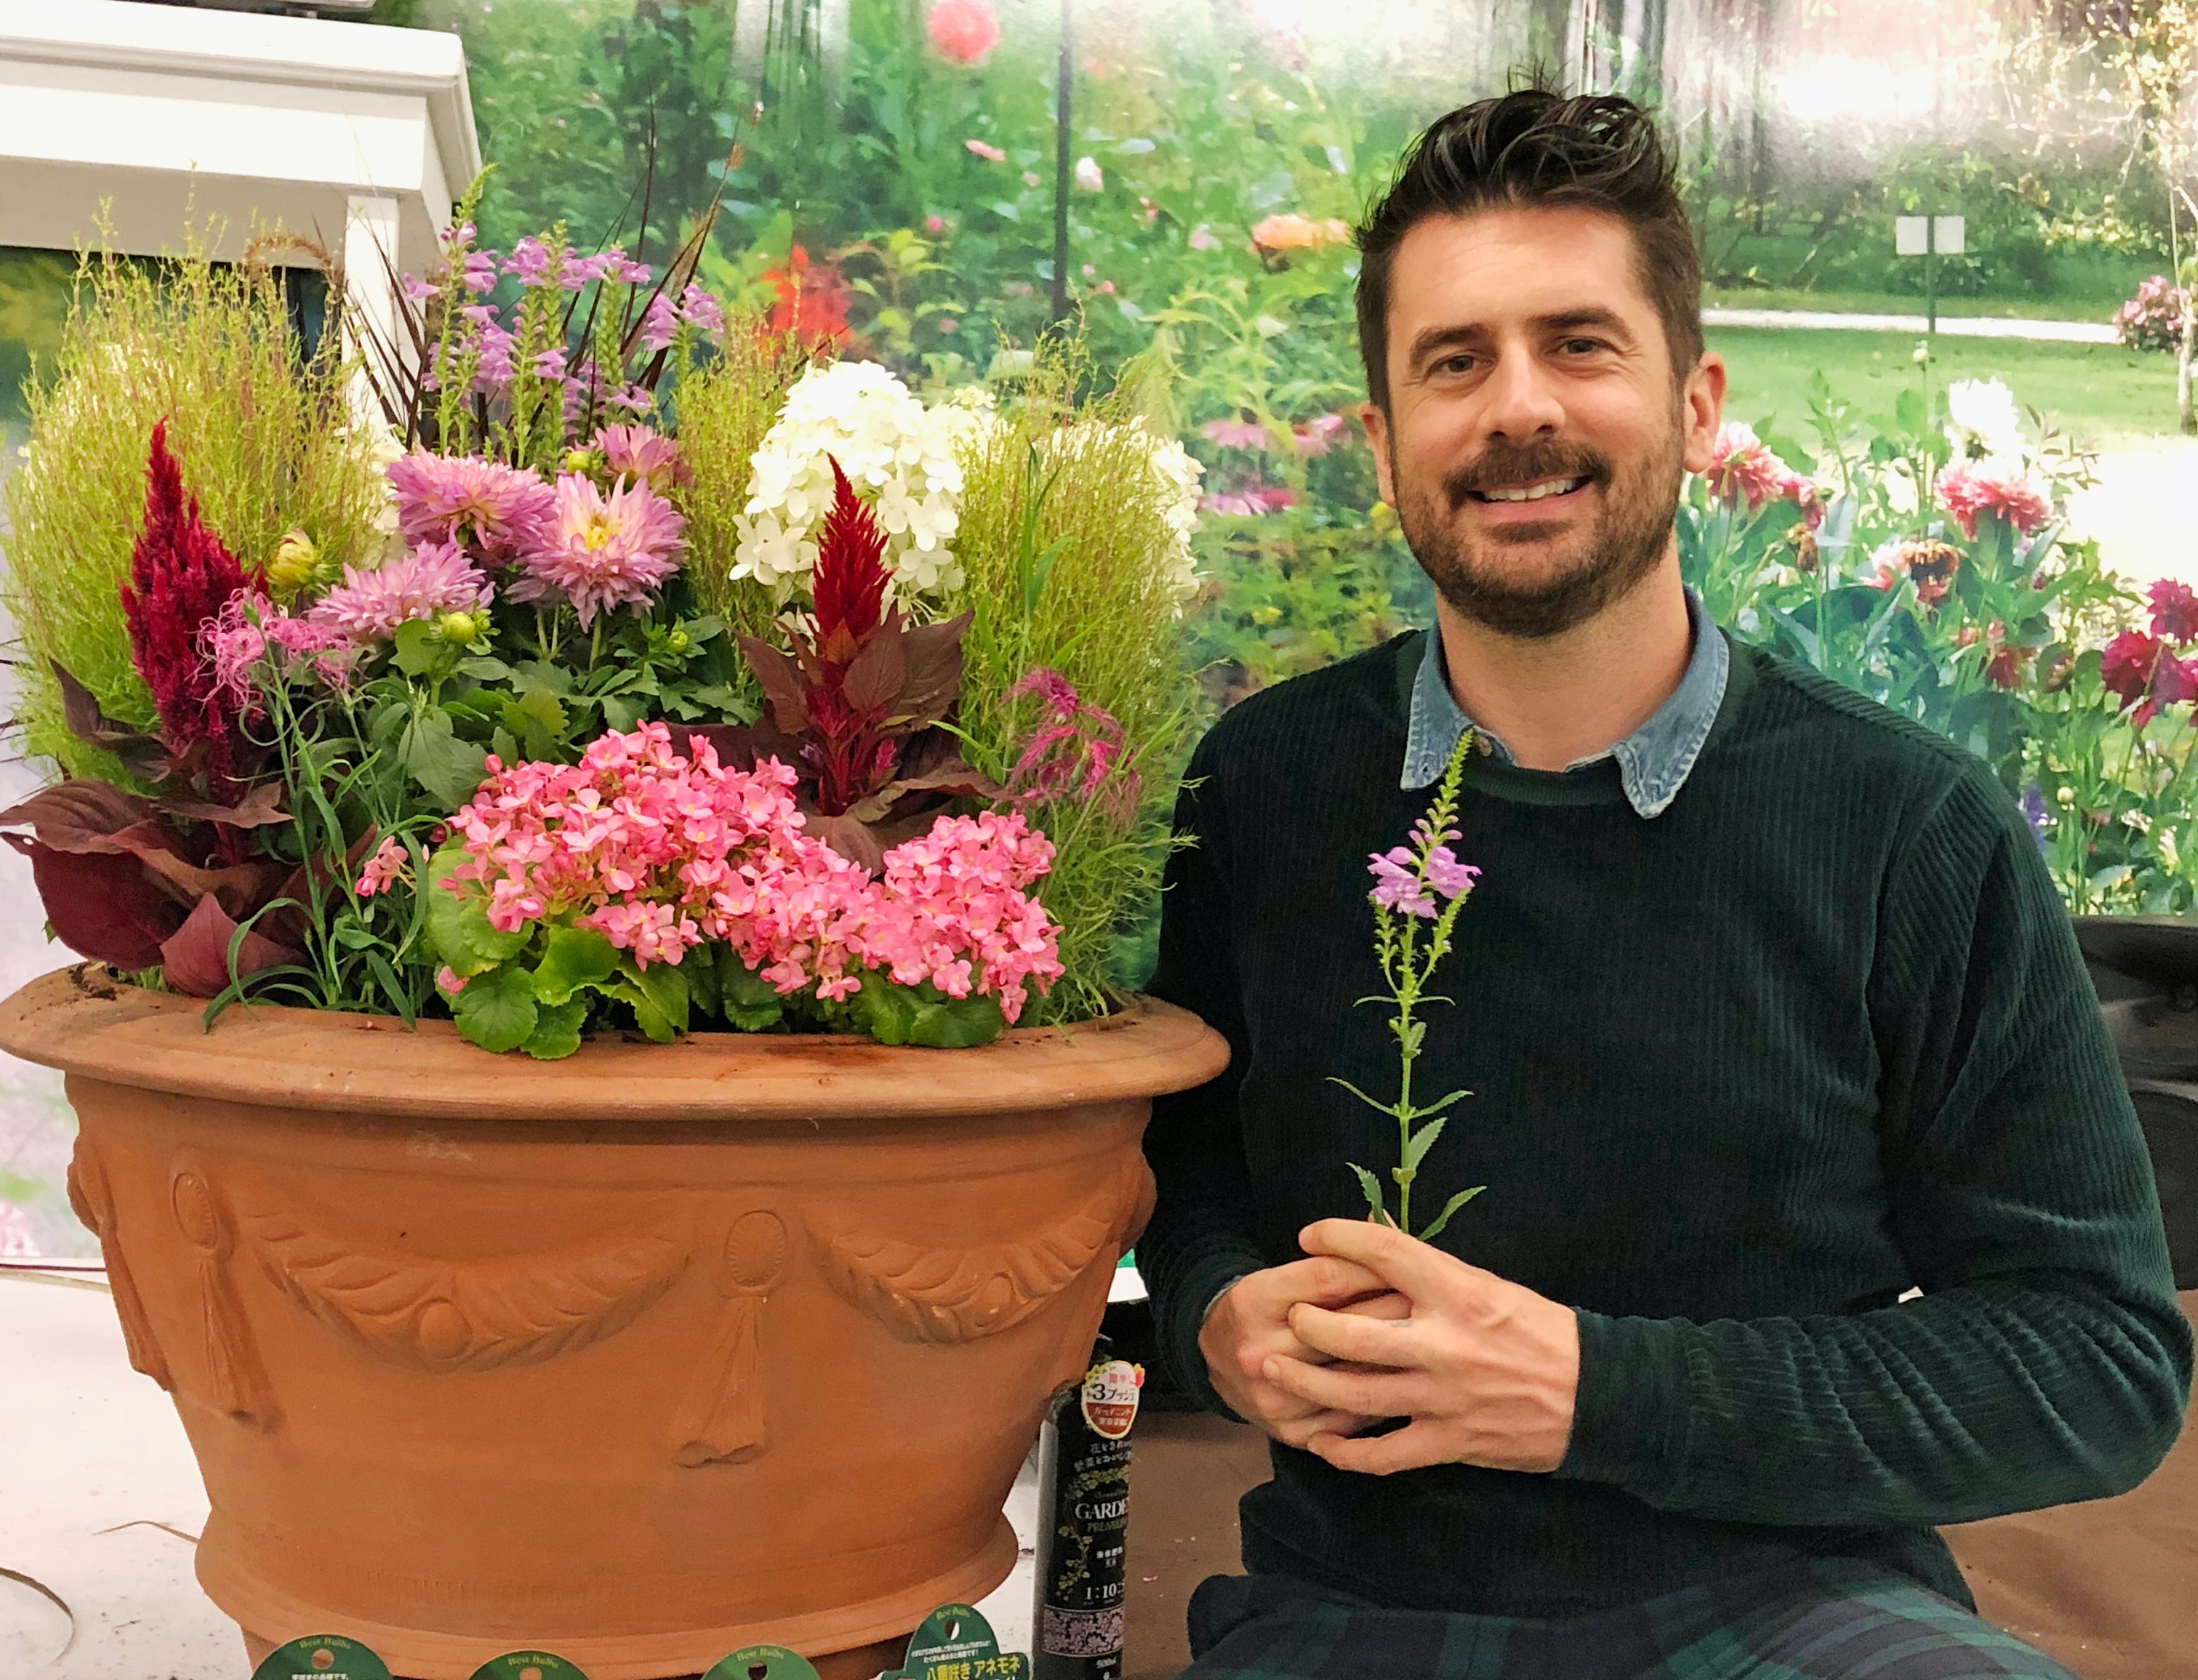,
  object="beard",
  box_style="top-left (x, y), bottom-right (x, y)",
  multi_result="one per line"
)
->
top-left (1393, 416), bottom-right (1685, 640)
